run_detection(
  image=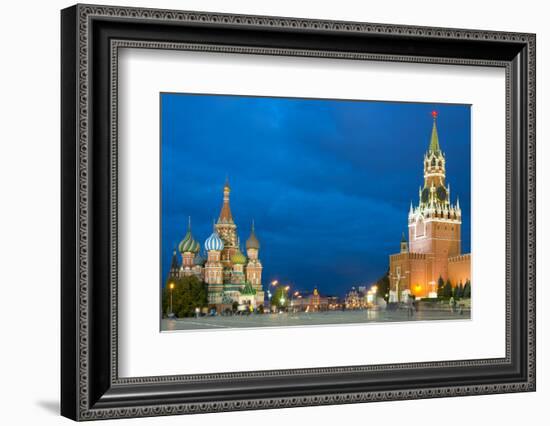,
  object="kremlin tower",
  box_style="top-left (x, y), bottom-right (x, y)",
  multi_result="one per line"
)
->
top-left (389, 112), bottom-right (471, 301)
